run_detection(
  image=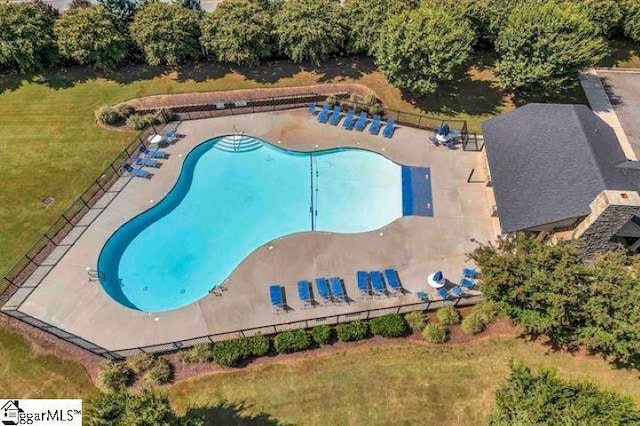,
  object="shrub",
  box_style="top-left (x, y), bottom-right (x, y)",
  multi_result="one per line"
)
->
top-left (404, 311), bottom-right (428, 331)
top-left (95, 105), bottom-right (124, 125)
top-left (179, 343), bottom-right (213, 363)
top-left (336, 320), bottom-right (368, 342)
top-left (245, 334), bottom-right (270, 357)
top-left (368, 104), bottom-right (383, 116)
top-left (437, 306), bottom-right (461, 326)
top-left (100, 362), bottom-right (133, 390)
top-left (211, 341), bottom-right (244, 367)
top-left (461, 312), bottom-right (488, 335)
top-left (473, 300), bottom-right (502, 323)
top-left (325, 95), bottom-right (337, 106)
top-left (310, 325), bottom-right (333, 345)
top-left (144, 357), bottom-right (172, 385)
top-left (274, 330), bottom-right (311, 353)
top-left (126, 113), bottom-right (157, 130)
top-left (369, 314), bottom-right (407, 338)
top-left (127, 353), bottom-right (155, 374)
top-left (363, 93), bottom-right (377, 105)
top-left (115, 103), bottom-right (136, 118)
top-left (423, 323), bottom-right (449, 344)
